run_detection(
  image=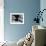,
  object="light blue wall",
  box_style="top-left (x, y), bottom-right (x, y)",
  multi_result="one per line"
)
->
top-left (4, 0), bottom-right (40, 42)
top-left (40, 0), bottom-right (46, 27)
